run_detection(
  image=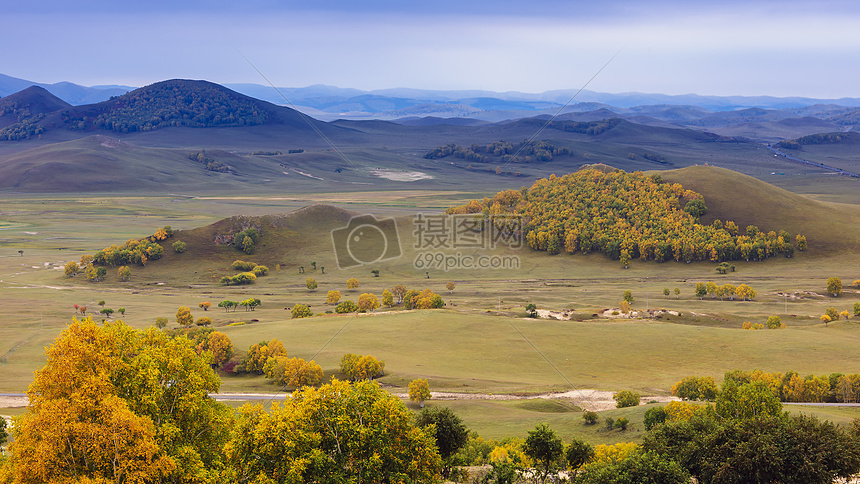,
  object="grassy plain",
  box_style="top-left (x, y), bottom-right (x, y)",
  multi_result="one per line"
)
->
top-left (1, 168), bottom-right (859, 444)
